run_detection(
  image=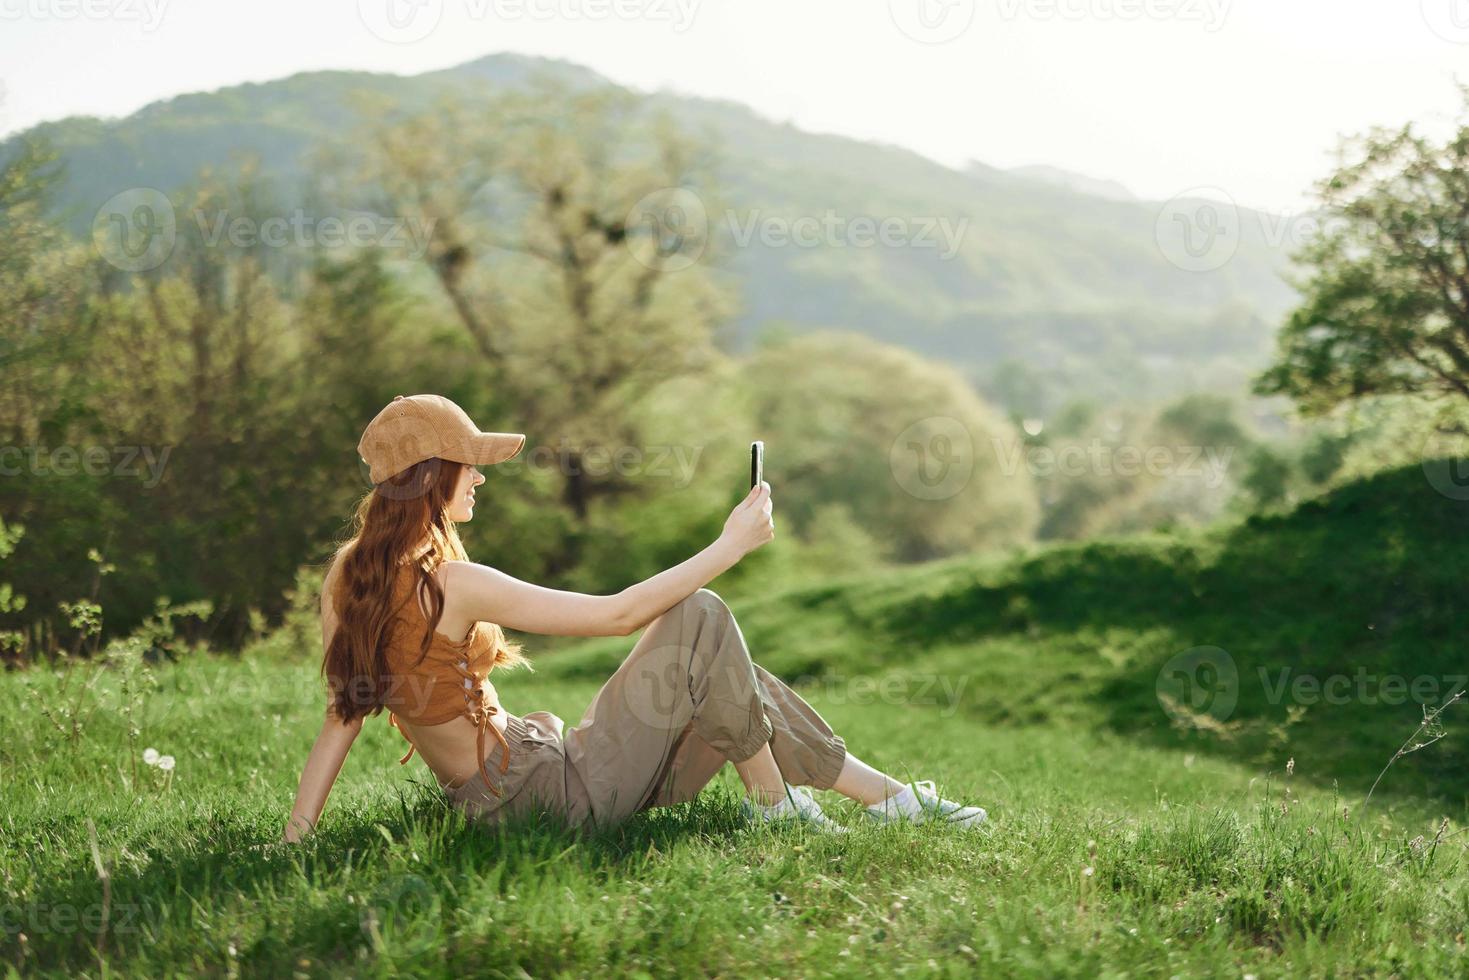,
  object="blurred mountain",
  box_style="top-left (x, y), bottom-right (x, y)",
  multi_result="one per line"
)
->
top-left (6, 52), bottom-right (1302, 414)
top-left (1003, 163), bottom-right (1138, 202)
